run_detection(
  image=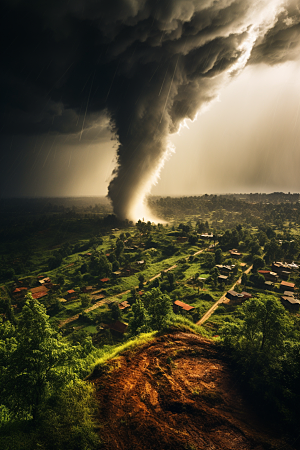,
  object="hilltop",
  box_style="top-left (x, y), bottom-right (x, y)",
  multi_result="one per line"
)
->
top-left (89, 331), bottom-right (294, 450)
